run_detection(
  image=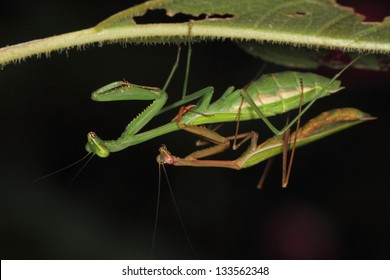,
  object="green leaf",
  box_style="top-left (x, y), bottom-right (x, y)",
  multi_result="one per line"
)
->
top-left (1, 0), bottom-right (390, 67)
